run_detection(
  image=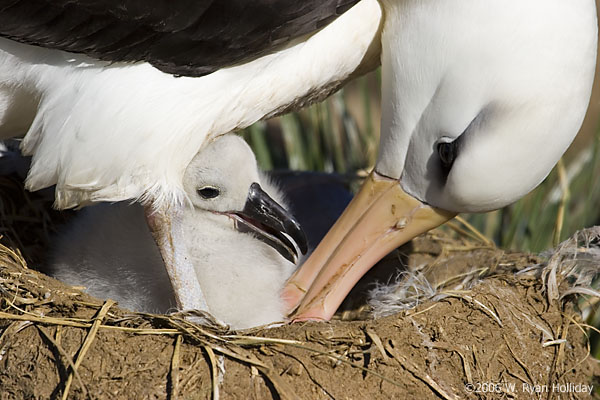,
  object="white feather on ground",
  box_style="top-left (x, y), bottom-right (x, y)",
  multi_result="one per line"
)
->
top-left (368, 227), bottom-right (600, 319)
